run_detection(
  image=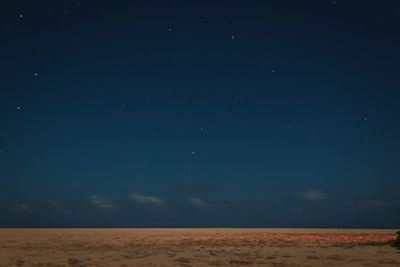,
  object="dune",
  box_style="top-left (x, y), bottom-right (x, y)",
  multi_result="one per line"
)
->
top-left (0, 228), bottom-right (398, 266)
